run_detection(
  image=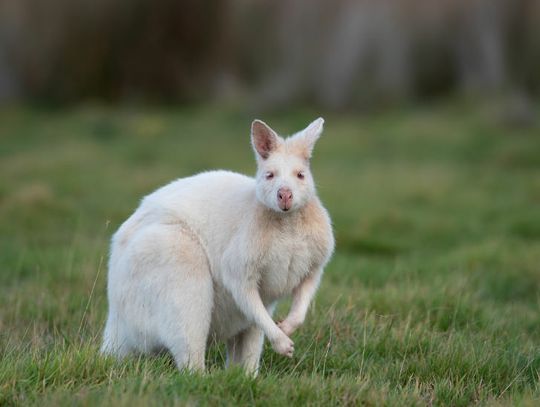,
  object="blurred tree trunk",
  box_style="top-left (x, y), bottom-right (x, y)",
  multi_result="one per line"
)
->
top-left (0, 0), bottom-right (538, 107)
